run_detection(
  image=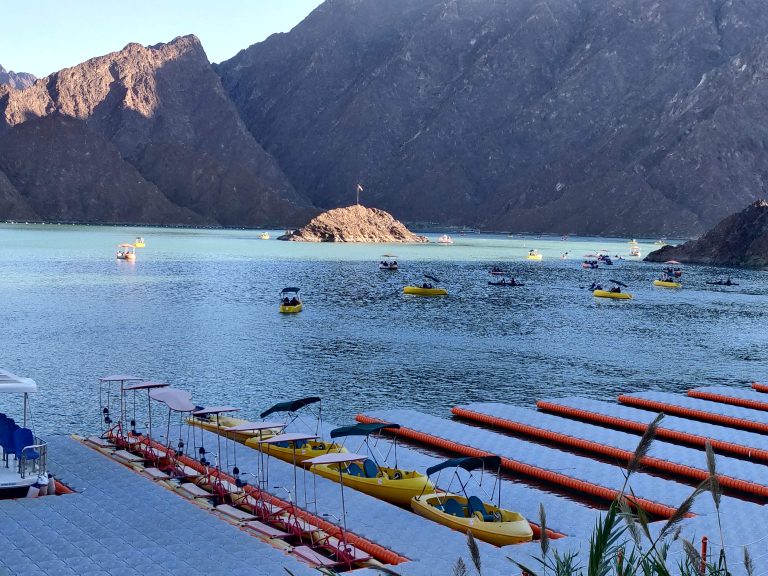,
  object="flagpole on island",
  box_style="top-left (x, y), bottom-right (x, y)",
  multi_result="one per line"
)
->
top-left (356, 183), bottom-right (363, 205)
